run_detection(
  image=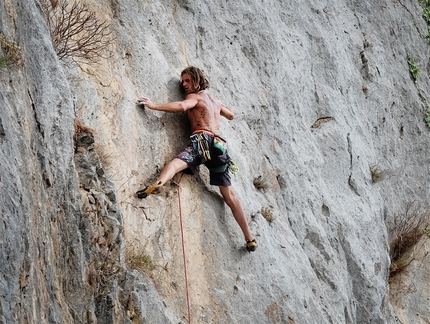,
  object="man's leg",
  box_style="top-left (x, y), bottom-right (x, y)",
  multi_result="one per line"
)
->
top-left (219, 186), bottom-right (255, 243)
top-left (156, 158), bottom-right (189, 185)
top-left (137, 158), bottom-right (188, 198)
